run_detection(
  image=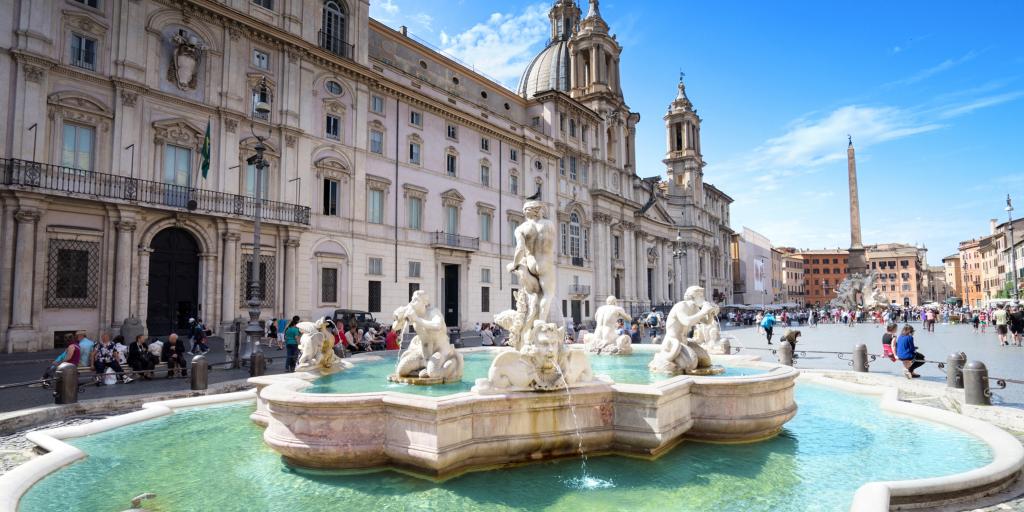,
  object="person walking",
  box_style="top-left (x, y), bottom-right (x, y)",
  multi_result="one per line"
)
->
top-left (267, 319), bottom-right (280, 351)
top-left (1010, 305), bottom-right (1024, 347)
top-left (979, 310), bottom-right (989, 334)
top-left (277, 317), bottom-right (288, 350)
top-left (761, 311), bottom-right (777, 345)
top-left (896, 325), bottom-right (925, 379)
top-left (284, 316), bottom-right (301, 372)
top-left (994, 304), bottom-right (1010, 346)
